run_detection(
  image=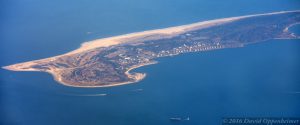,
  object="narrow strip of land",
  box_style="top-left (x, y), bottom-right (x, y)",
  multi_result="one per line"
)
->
top-left (3, 10), bottom-right (300, 87)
